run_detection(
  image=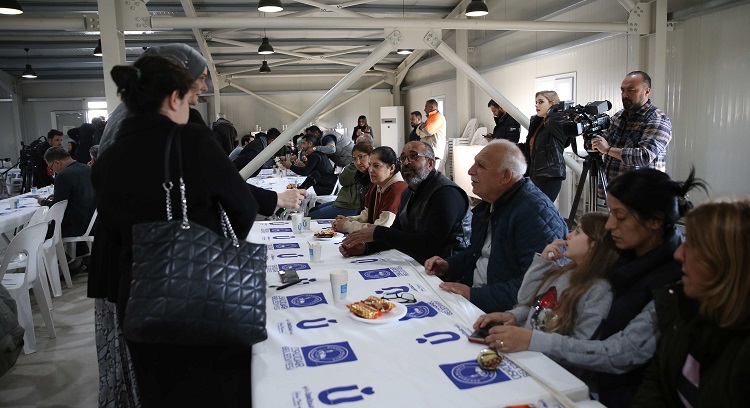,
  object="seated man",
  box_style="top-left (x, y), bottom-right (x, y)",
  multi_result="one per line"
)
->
top-left (37, 147), bottom-right (96, 238)
top-left (229, 133), bottom-right (254, 161)
top-left (425, 140), bottom-right (567, 312)
top-left (281, 133), bottom-right (337, 195)
top-left (340, 141), bottom-right (471, 264)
